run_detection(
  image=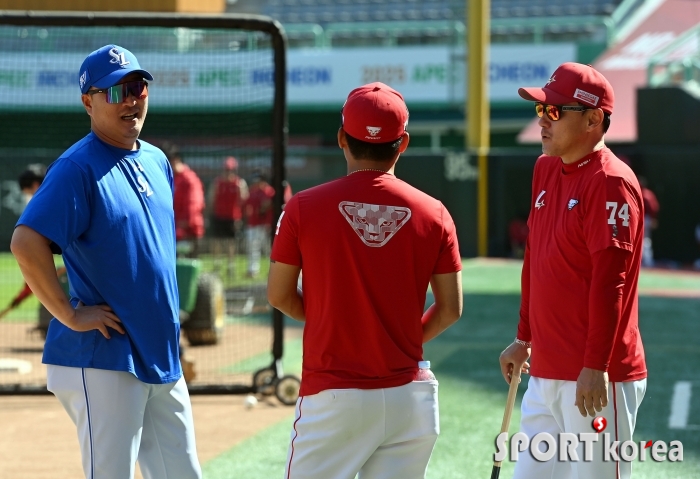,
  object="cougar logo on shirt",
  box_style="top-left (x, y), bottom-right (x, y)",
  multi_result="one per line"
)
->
top-left (339, 201), bottom-right (411, 247)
